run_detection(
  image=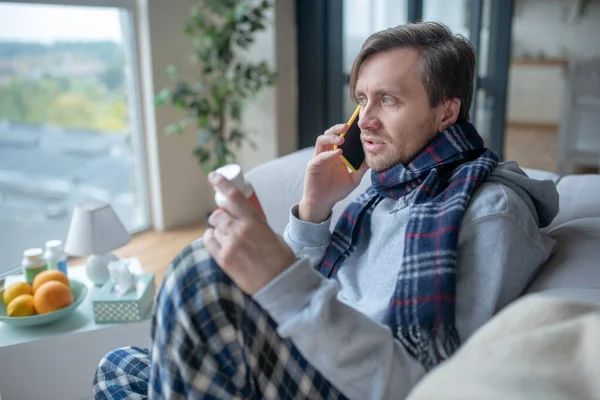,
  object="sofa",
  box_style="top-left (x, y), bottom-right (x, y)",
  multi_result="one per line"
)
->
top-left (246, 146), bottom-right (600, 307)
